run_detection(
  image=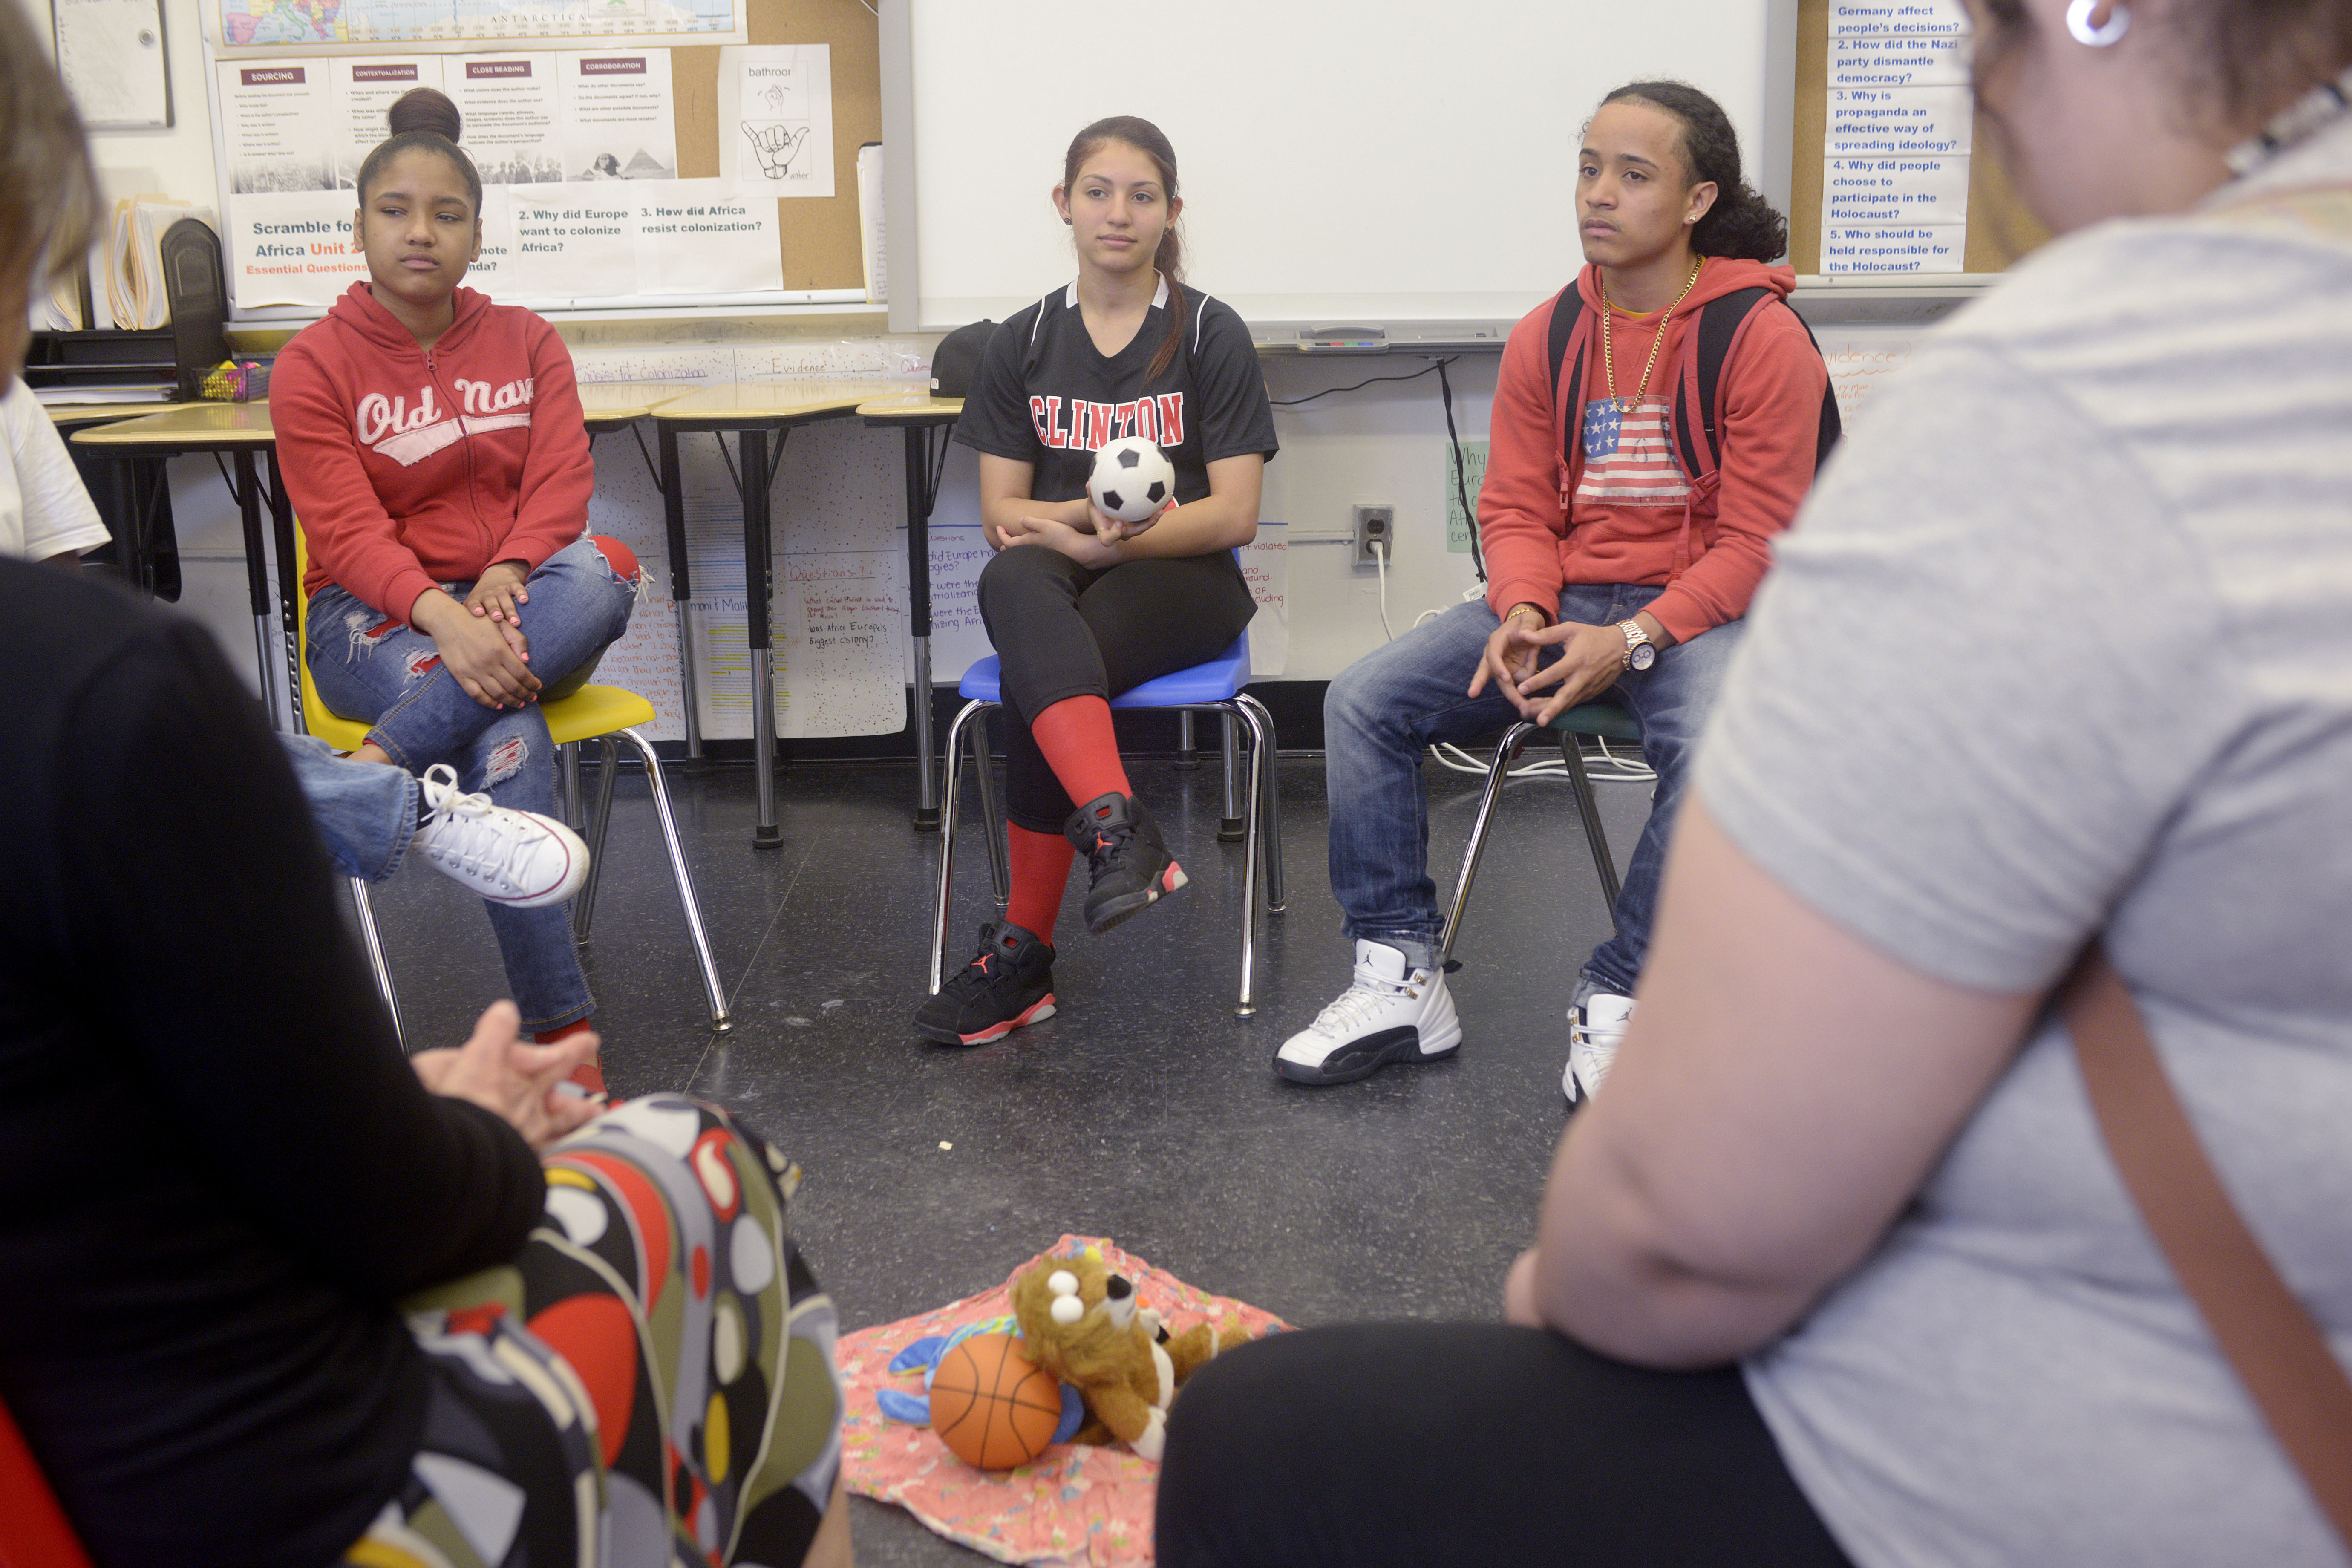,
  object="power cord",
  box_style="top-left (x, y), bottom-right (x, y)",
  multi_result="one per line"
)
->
top-left (1435, 357), bottom-right (1485, 584)
top-left (1271, 357), bottom-right (1456, 407)
top-left (1371, 539), bottom-right (1395, 641)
